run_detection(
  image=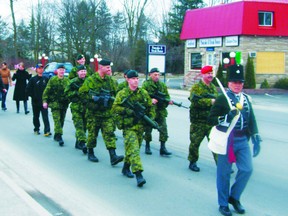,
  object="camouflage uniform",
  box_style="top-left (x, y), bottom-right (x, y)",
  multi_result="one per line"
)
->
top-left (64, 77), bottom-right (87, 144)
top-left (116, 80), bottom-right (128, 93)
top-left (112, 87), bottom-right (154, 173)
top-left (42, 76), bottom-right (70, 135)
top-left (69, 64), bottom-right (93, 79)
top-left (188, 79), bottom-right (218, 164)
top-left (142, 78), bottom-right (170, 143)
top-left (79, 72), bottom-right (117, 150)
